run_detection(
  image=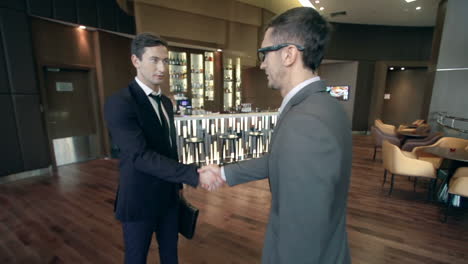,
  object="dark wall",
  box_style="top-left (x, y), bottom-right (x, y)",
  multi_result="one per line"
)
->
top-left (327, 23), bottom-right (433, 61)
top-left (1, 9), bottom-right (37, 94)
top-left (24, 0), bottom-right (135, 34)
top-left (352, 61), bottom-right (375, 131)
top-left (0, 95), bottom-right (23, 176)
top-left (0, 0), bottom-right (136, 177)
top-left (382, 68), bottom-right (430, 126)
top-left (0, 7), bottom-right (50, 177)
top-left (324, 23), bottom-right (434, 131)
